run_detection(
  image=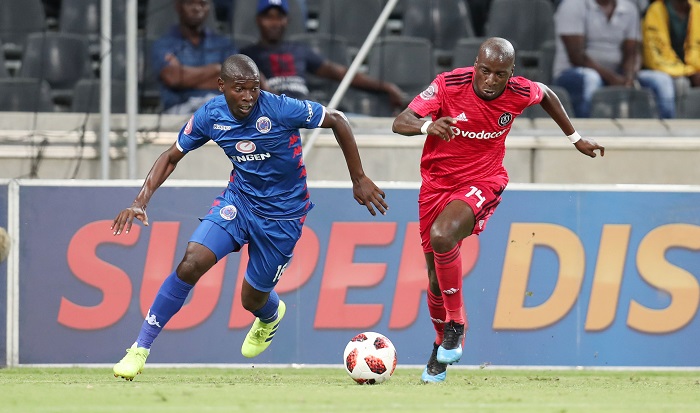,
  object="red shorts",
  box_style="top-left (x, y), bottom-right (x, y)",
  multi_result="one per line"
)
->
top-left (418, 176), bottom-right (507, 253)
